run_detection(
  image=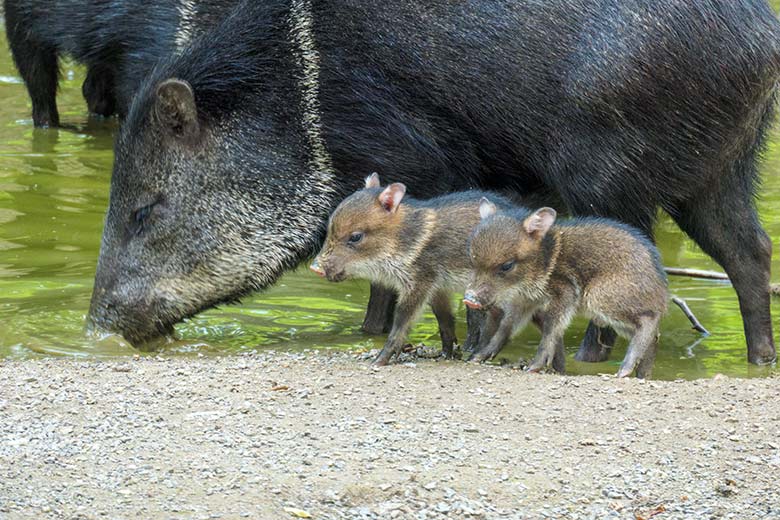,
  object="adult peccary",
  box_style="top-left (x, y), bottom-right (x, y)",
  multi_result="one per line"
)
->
top-left (311, 174), bottom-right (513, 365)
top-left (465, 200), bottom-right (668, 378)
top-left (87, 0), bottom-right (780, 367)
top-left (3, 0), bottom-right (237, 127)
